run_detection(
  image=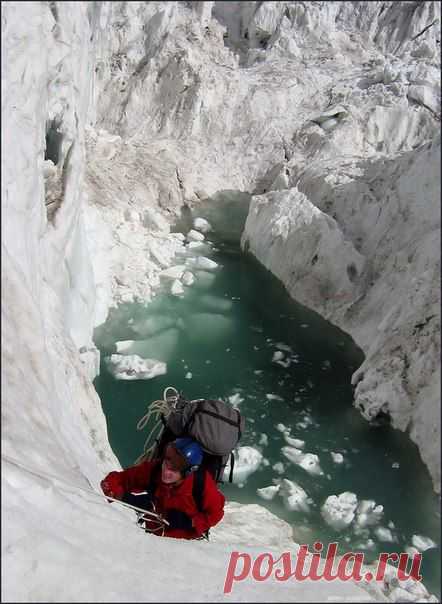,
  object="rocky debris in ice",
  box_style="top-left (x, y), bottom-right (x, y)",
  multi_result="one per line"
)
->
top-left (228, 393), bottom-right (244, 407)
top-left (354, 500), bottom-right (384, 528)
top-left (105, 354), bottom-right (166, 380)
top-left (159, 265), bottom-right (186, 280)
top-left (276, 423), bottom-right (287, 432)
top-left (186, 256), bottom-right (218, 271)
top-left (321, 492), bottom-right (358, 530)
top-left (258, 433), bottom-right (268, 447)
top-left (223, 447), bottom-right (263, 484)
top-left (411, 534), bottom-right (437, 552)
top-left (279, 479), bottom-right (310, 513)
top-left (272, 462), bottom-right (285, 475)
top-left (331, 452), bottom-right (344, 464)
top-left (257, 485), bottom-right (280, 501)
top-left (374, 526), bottom-right (395, 542)
top-left (266, 394), bottom-right (284, 402)
top-left (193, 217), bottom-right (212, 234)
top-left (170, 279), bottom-right (184, 296)
top-left (181, 271), bottom-right (194, 286)
top-left (282, 447), bottom-right (324, 476)
top-left (283, 434), bottom-right (305, 449)
top-left (185, 372), bottom-right (192, 379)
top-left (186, 229), bottom-right (205, 242)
